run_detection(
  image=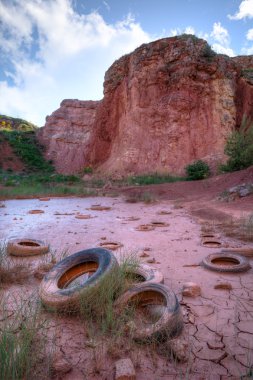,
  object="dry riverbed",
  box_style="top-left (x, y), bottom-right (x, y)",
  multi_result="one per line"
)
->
top-left (0, 196), bottom-right (253, 379)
